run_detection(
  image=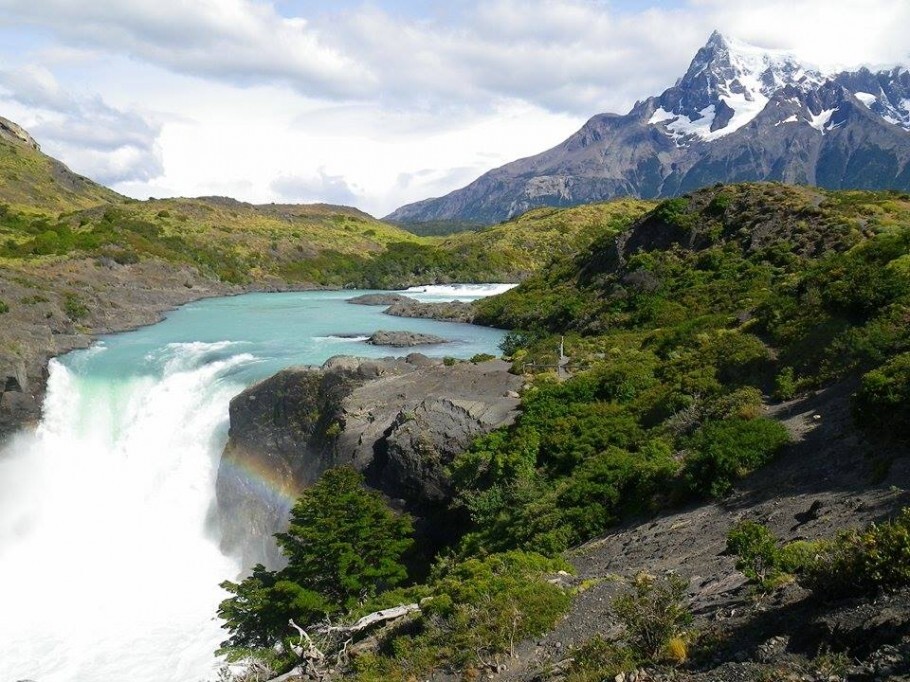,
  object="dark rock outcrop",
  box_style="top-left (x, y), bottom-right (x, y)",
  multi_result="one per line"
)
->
top-left (215, 354), bottom-right (522, 569)
top-left (366, 330), bottom-right (449, 347)
top-left (384, 299), bottom-right (477, 323)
